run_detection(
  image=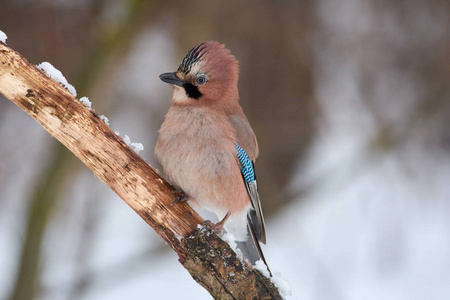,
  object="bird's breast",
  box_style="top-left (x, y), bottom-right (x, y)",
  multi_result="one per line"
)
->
top-left (156, 106), bottom-right (236, 182)
top-left (155, 105), bottom-right (250, 215)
